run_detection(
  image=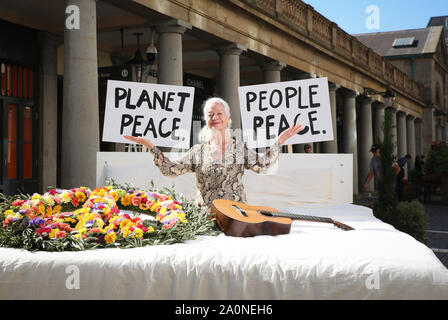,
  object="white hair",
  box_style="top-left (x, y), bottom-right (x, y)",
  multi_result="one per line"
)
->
top-left (199, 97), bottom-right (232, 142)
